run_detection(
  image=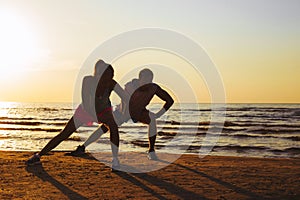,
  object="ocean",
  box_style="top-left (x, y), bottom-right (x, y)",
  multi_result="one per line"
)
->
top-left (0, 102), bottom-right (299, 158)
